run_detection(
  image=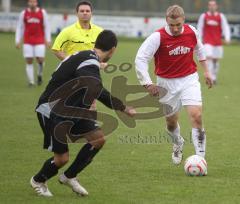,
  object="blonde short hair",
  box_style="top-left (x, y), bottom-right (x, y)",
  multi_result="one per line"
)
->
top-left (166, 5), bottom-right (185, 19)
